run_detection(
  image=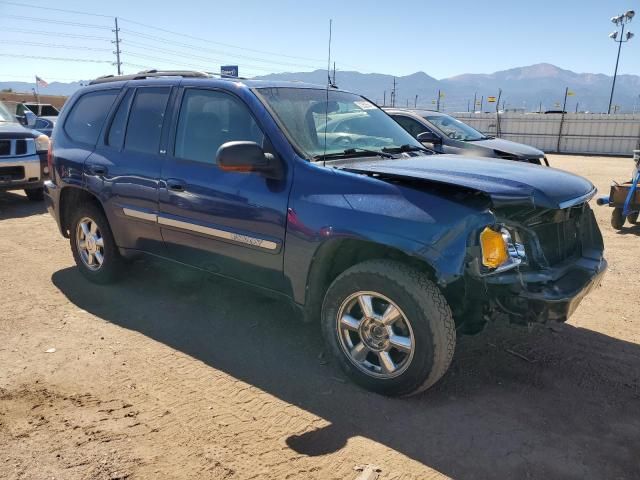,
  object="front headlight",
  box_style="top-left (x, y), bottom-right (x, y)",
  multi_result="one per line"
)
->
top-left (480, 226), bottom-right (526, 272)
top-left (35, 134), bottom-right (50, 152)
